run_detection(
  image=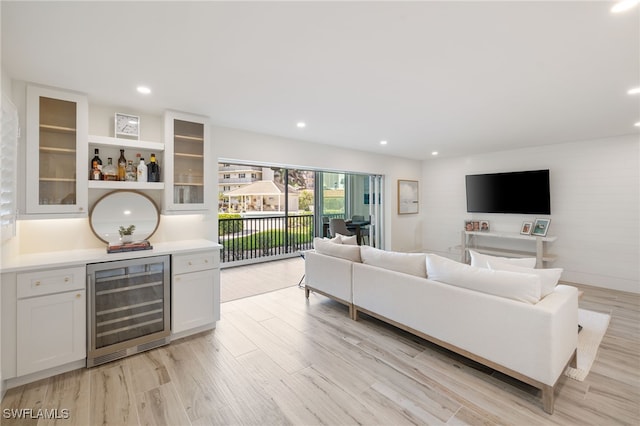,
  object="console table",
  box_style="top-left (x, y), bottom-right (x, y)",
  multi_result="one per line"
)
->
top-left (461, 231), bottom-right (557, 268)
